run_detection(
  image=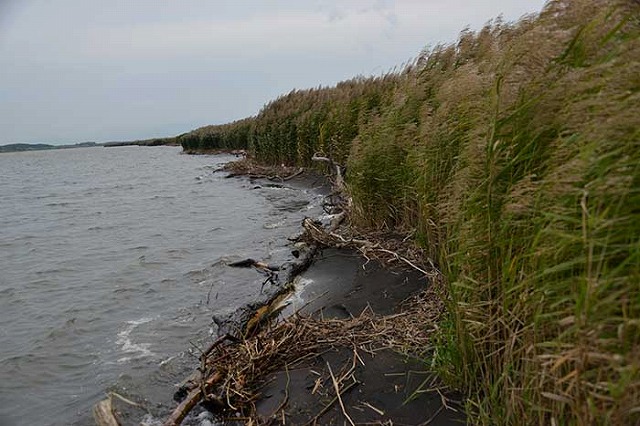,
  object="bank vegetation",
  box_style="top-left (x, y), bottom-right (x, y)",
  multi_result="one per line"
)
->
top-left (180, 0), bottom-right (640, 423)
